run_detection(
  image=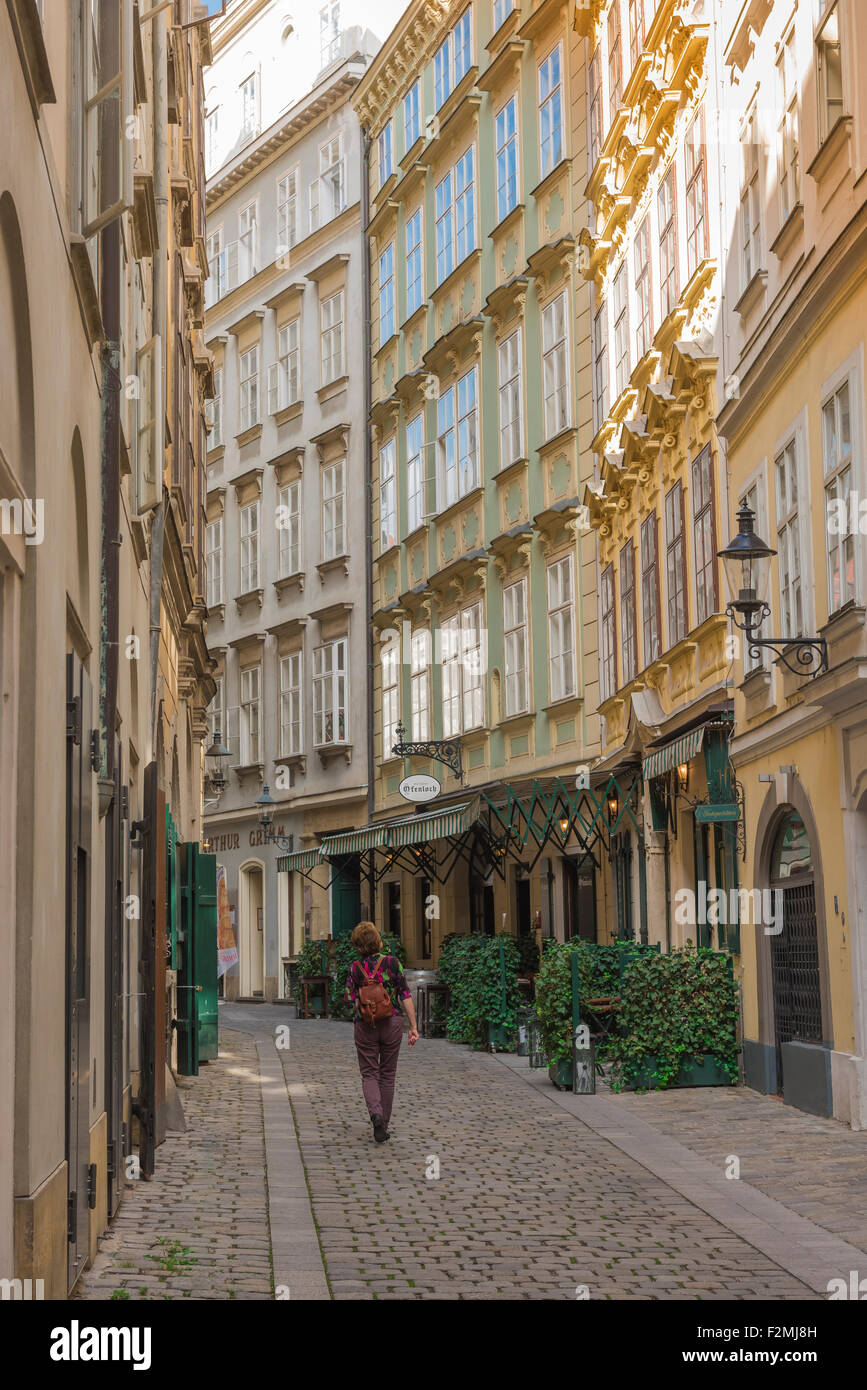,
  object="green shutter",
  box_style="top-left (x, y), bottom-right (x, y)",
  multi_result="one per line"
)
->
top-left (165, 808), bottom-right (181, 971)
top-left (177, 843), bottom-right (218, 1073)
